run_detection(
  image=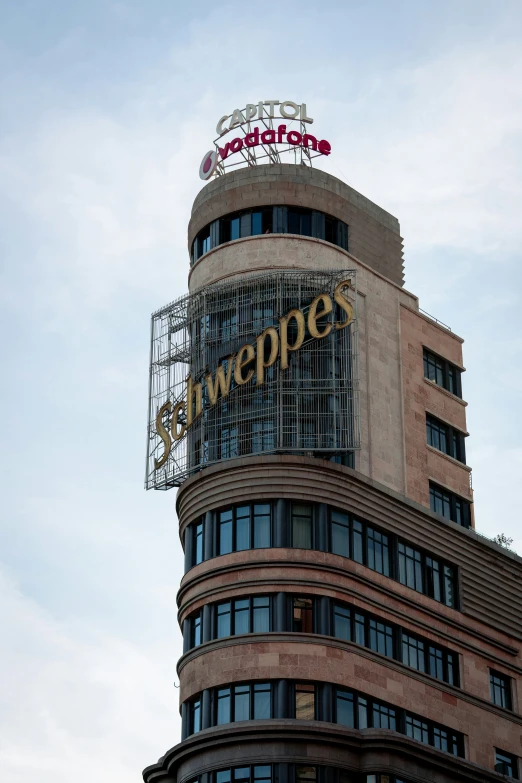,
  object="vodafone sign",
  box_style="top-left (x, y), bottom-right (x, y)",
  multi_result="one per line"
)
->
top-left (199, 100), bottom-right (332, 180)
